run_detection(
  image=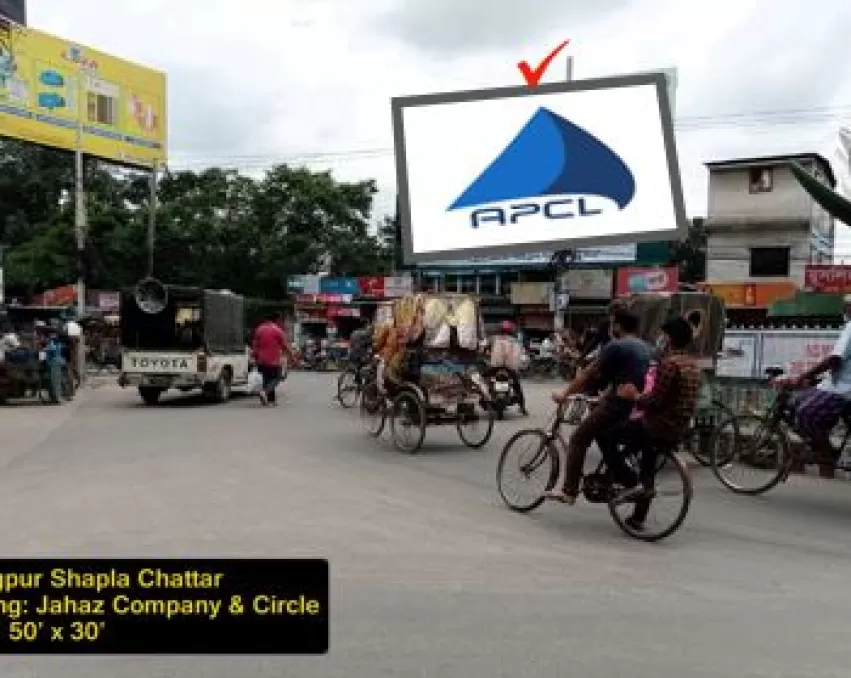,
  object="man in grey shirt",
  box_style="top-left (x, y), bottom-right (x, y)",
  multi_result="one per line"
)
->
top-left (549, 308), bottom-right (652, 504)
